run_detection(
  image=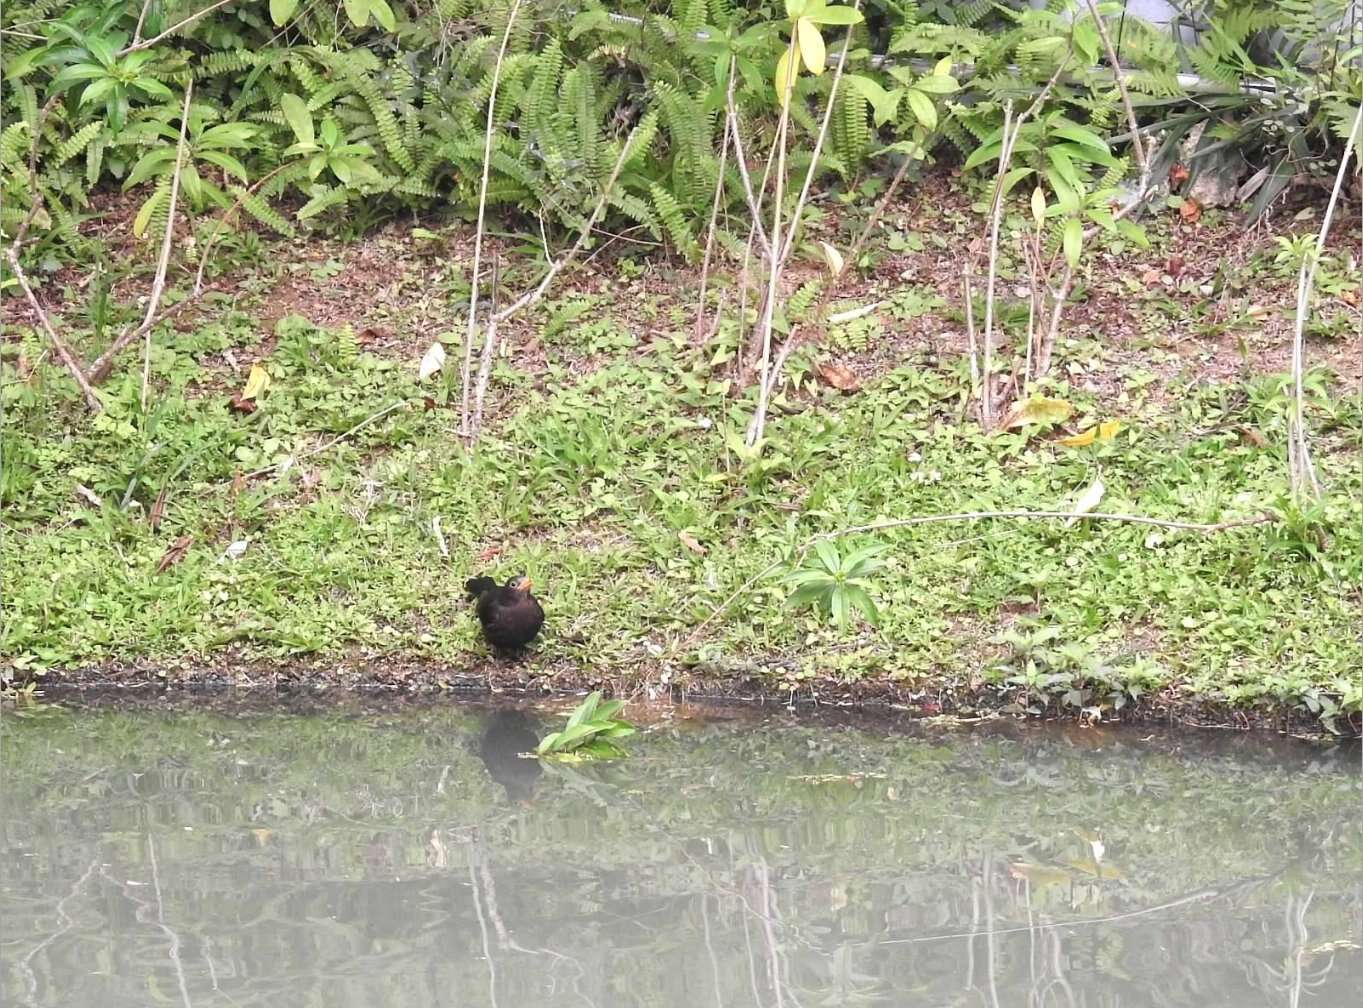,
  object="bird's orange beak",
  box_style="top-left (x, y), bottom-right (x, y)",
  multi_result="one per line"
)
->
top-left (518, 576), bottom-right (533, 592)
